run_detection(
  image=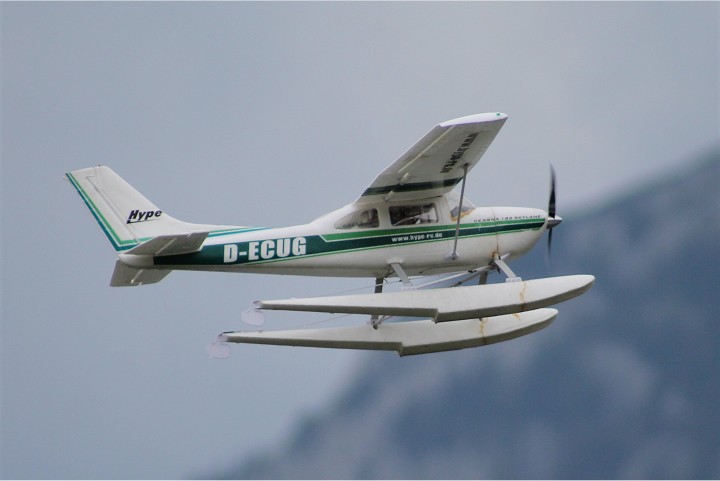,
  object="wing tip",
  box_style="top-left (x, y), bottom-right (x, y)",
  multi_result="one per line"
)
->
top-left (440, 112), bottom-right (508, 128)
